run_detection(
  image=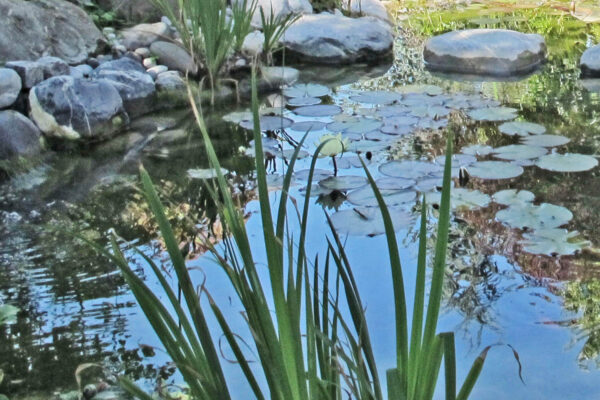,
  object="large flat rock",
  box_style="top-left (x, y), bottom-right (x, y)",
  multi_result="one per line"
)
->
top-left (280, 14), bottom-right (393, 64)
top-left (424, 29), bottom-right (546, 76)
top-left (581, 44), bottom-right (600, 77)
top-left (0, 0), bottom-right (103, 64)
